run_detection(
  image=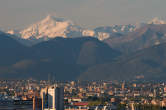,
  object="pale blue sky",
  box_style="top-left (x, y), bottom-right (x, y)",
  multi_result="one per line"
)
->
top-left (0, 0), bottom-right (166, 30)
